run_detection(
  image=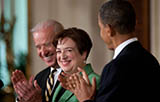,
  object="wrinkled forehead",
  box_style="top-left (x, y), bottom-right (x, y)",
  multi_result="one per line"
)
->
top-left (34, 28), bottom-right (55, 40)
